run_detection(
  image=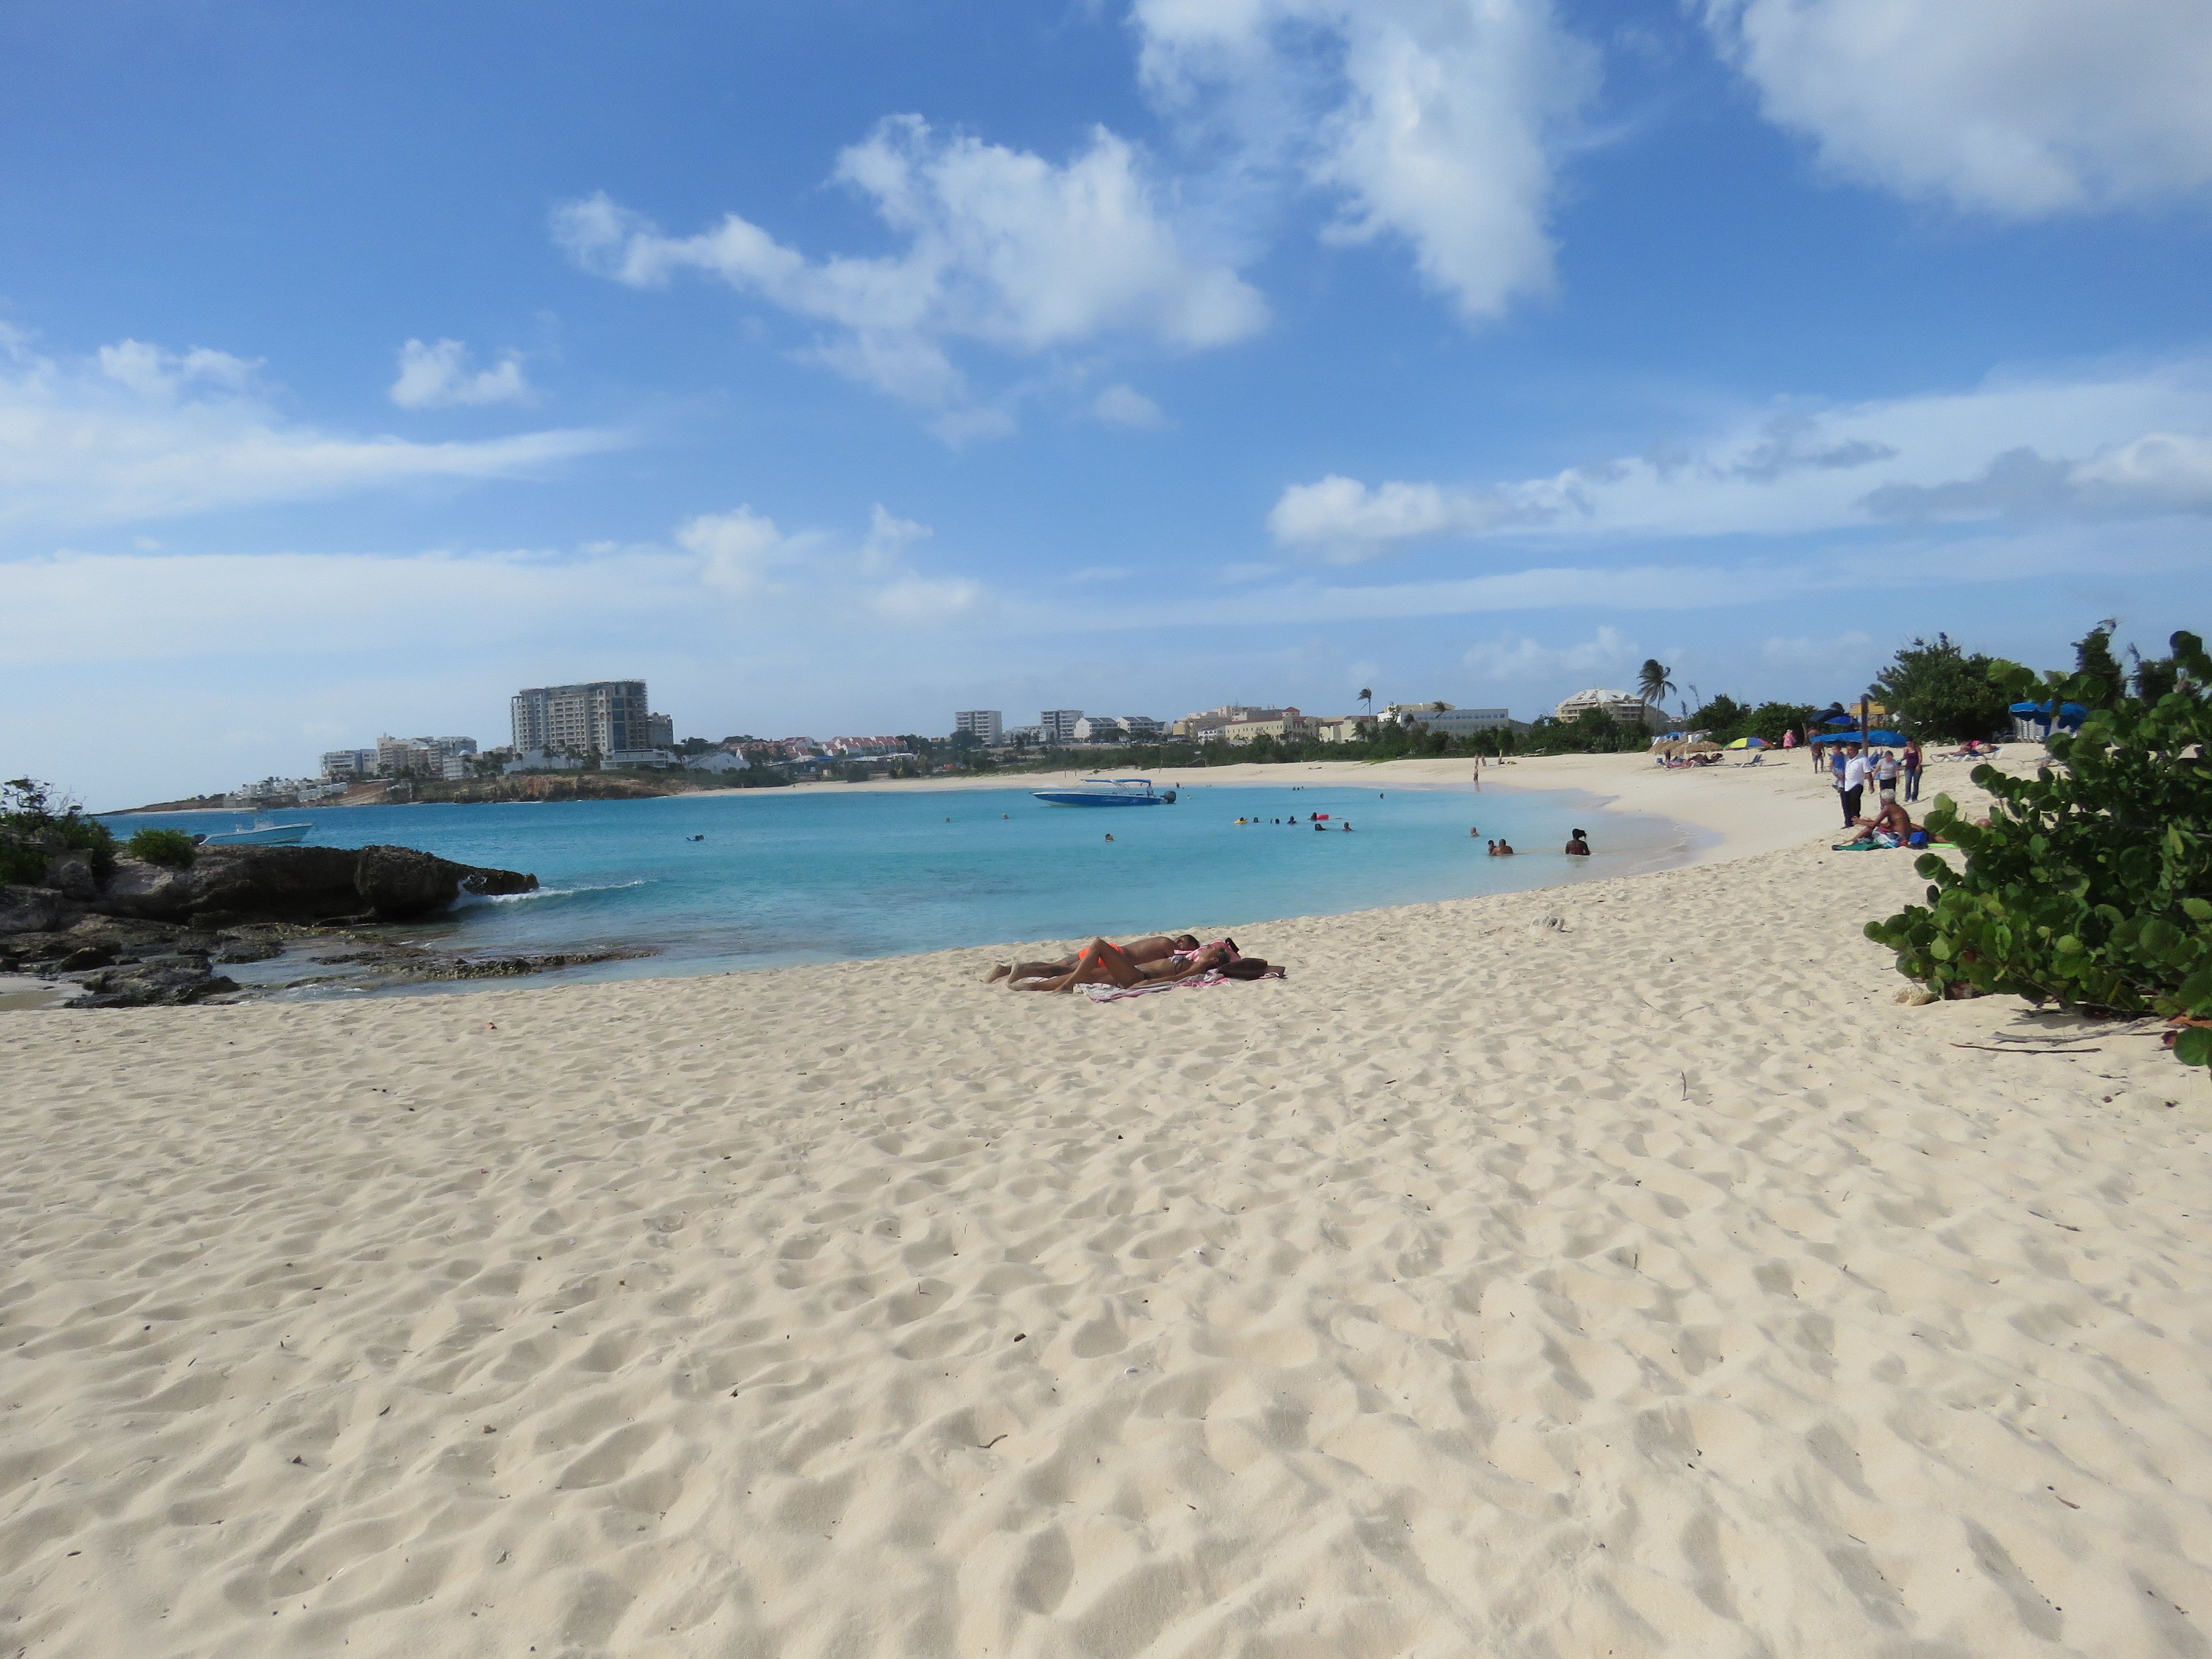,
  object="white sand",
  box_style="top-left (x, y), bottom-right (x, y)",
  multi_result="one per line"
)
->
top-left (6, 751), bottom-right (2210, 1658)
